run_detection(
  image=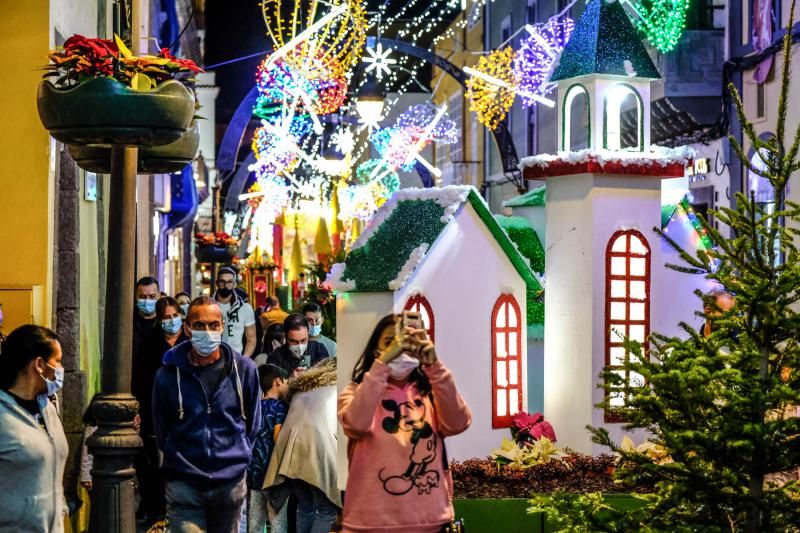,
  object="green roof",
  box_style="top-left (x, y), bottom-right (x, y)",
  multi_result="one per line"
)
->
top-left (495, 215), bottom-right (545, 327)
top-left (550, 0), bottom-right (660, 82)
top-left (503, 186), bottom-right (546, 208)
top-left (334, 188), bottom-right (543, 325)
